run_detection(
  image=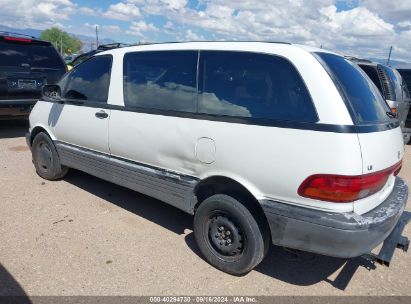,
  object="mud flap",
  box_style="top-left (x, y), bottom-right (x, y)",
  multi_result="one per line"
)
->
top-left (362, 211), bottom-right (411, 266)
